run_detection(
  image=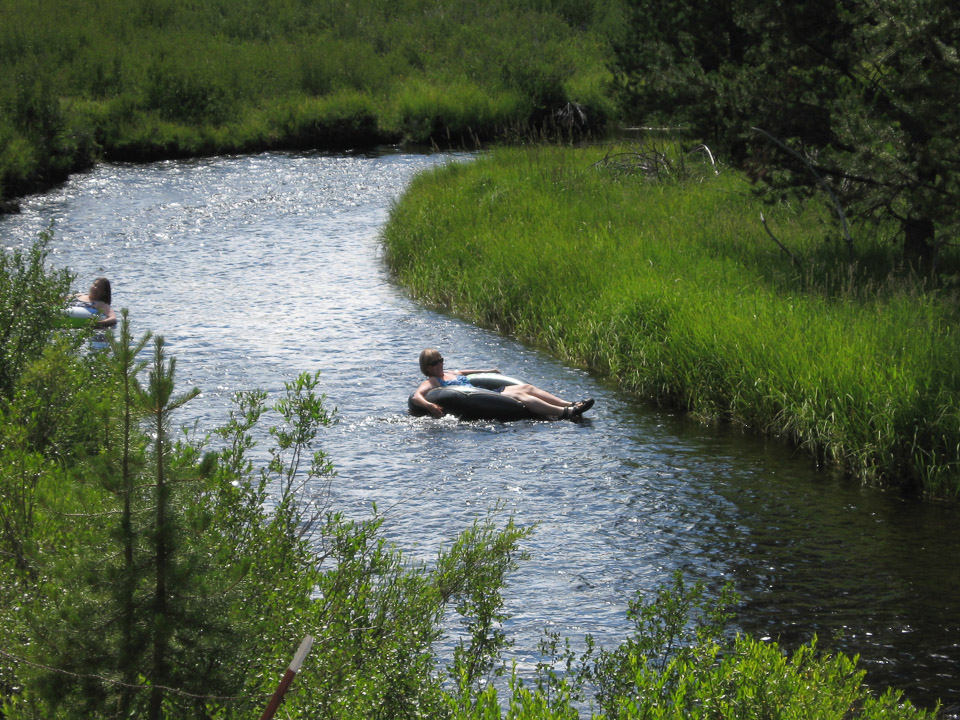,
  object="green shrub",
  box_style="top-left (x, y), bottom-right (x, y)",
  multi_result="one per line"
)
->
top-left (270, 91), bottom-right (386, 148)
top-left (582, 574), bottom-right (932, 720)
top-left (446, 572), bottom-right (937, 720)
top-left (390, 79), bottom-right (522, 144)
top-left (0, 232), bottom-right (75, 399)
top-left (0, 129), bottom-right (38, 198)
top-left (144, 58), bottom-right (236, 126)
